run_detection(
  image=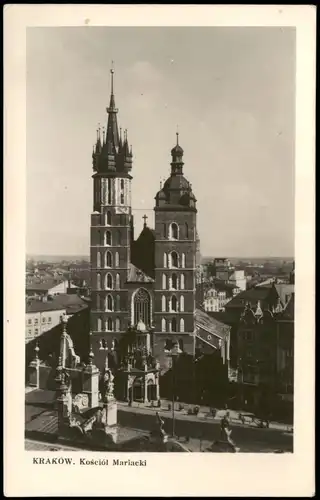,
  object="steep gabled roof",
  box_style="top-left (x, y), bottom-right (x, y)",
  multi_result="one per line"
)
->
top-left (127, 264), bottom-right (154, 283)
